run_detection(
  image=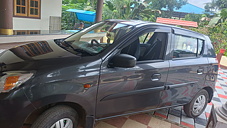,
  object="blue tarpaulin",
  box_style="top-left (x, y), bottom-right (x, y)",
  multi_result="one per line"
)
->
top-left (66, 9), bottom-right (96, 22)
